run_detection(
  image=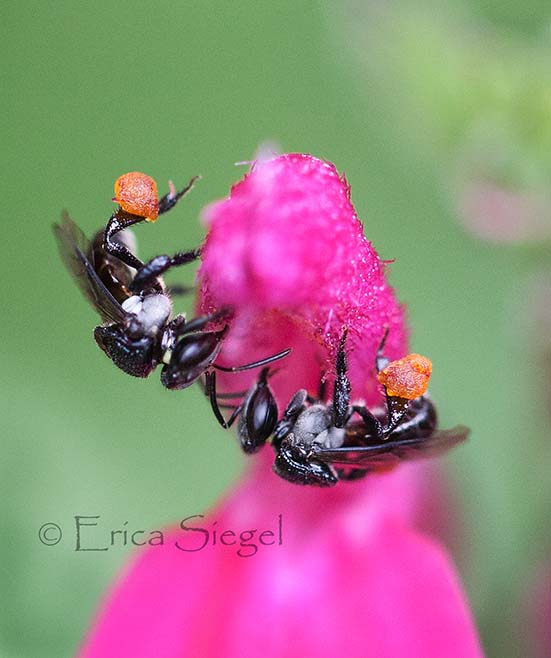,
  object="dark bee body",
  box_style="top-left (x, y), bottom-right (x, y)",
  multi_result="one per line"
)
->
top-left (90, 229), bottom-right (133, 302)
top-left (53, 179), bottom-right (227, 388)
top-left (88, 228), bottom-right (156, 303)
top-left (273, 334), bottom-right (468, 486)
top-left (54, 176), bottom-right (291, 389)
top-left (53, 207), bottom-right (201, 380)
top-left (236, 368), bottom-right (279, 453)
top-left (339, 395), bottom-right (437, 450)
top-left (207, 332), bottom-right (469, 487)
top-left (161, 329), bottom-right (227, 389)
top-left (273, 396), bottom-right (467, 487)
top-left (274, 441), bottom-right (338, 486)
top-left (205, 367), bottom-right (283, 454)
